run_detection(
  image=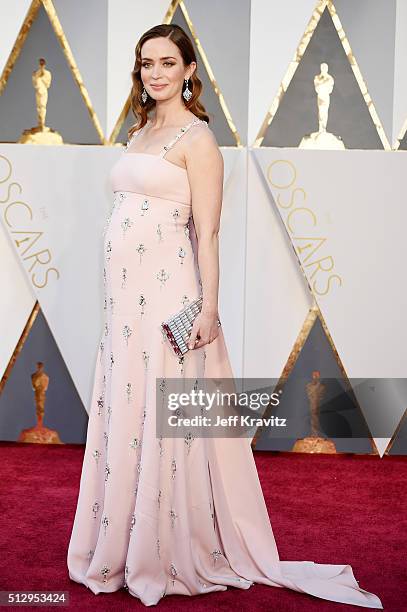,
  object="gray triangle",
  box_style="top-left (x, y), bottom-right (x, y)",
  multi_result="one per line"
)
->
top-left (0, 4), bottom-right (100, 144)
top-left (388, 409), bottom-right (407, 455)
top-left (0, 308), bottom-right (88, 443)
top-left (398, 129), bottom-right (407, 150)
top-left (255, 316), bottom-right (375, 453)
top-left (117, 103), bottom-right (137, 146)
top-left (262, 7), bottom-right (383, 149)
